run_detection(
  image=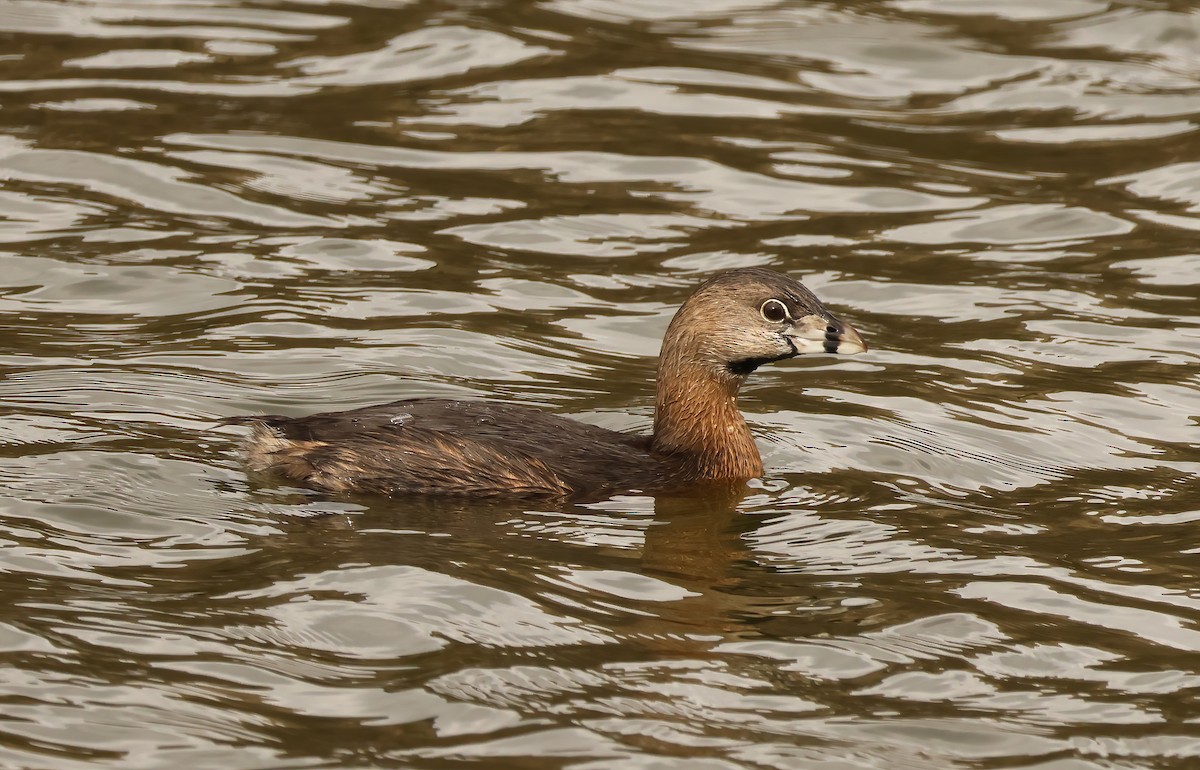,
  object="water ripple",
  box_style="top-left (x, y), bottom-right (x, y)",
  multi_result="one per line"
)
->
top-left (2, 0), bottom-right (1200, 767)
